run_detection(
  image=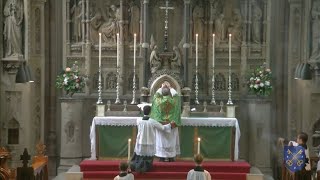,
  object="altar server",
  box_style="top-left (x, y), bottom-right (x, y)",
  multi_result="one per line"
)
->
top-left (187, 154), bottom-right (211, 180)
top-left (131, 105), bottom-right (174, 172)
top-left (114, 161), bottom-right (134, 180)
